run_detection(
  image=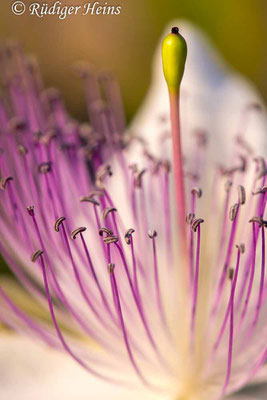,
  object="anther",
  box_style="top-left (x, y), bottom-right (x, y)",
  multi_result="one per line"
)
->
top-left (186, 213), bottom-right (195, 225)
top-left (161, 160), bottom-right (171, 173)
top-left (148, 230), bottom-right (157, 239)
top-left (194, 129), bottom-right (208, 147)
top-left (102, 207), bottom-right (117, 220)
top-left (71, 227), bottom-right (87, 240)
top-left (252, 186), bottom-right (267, 195)
top-left (224, 180), bottom-right (233, 193)
top-left (99, 227), bottom-right (113, 237)
top-left (229, 268), bottom-right (235, 281)
top-left (0, 176), bottom-right (13, 190)
top-left (191, 187), bottom-right (202, 198)
top-left (249, 217), bottom-right (267, 227)
top-left (124, 229), bottom-right (135, 245)
top-left (229, 204), bottom-right (239, 221)
top-left (236, 243), bottom-right (245, 254)
top-left (248, 102), bottom-right (262, 112)
top-left (79, 196), bottom-right (100, 206)
top-left (40, 130), bottom-right (57, 146)
top-left (96, 165), bottom-right (112, 189)
top-left (129, 164), bottom-right (138, 173)
top-left (103, 236), bottom-right (119, 244)
top-left (135, 169), bottom-right (147, 188)
top-left (17, 144), bottom-right (28, 155)
top-left (191, 218), bottom-right (204, 232)
top-left (107, 263), bottom-right (115, 274)
top-left (27, 206), bottom-right (35, 216)
top-left (8, 117), bottom-right (27, 132)
top-left (238, 185), bottom-right (246, 205)
top-left (31, 249), bottom-right (44, 263)
top-left (253, 157), bottom-right (267, 180)
top-left (38, 162), bottom-right (52, 174)
top-left (54, 217), bottom-right (66, 232)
